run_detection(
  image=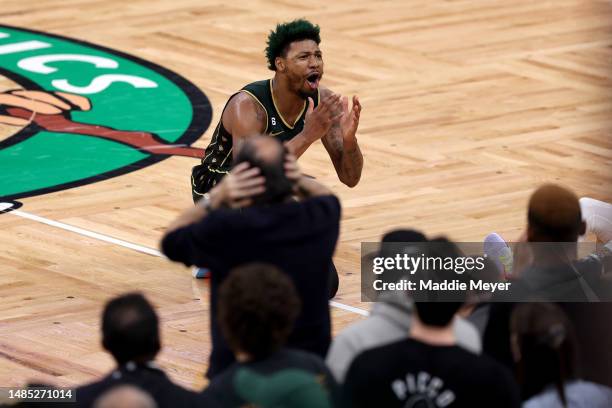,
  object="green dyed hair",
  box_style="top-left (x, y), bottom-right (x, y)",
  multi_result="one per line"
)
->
top-left (265, 19), bottom-right (321, 71)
